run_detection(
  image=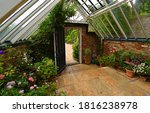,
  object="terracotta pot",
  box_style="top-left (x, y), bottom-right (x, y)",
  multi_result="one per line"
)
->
top-left (125, 69), bottom-right (135, 78)
top-left (85, 56), bottom-right (91, 65)
top-left (125, 57), bottom-right (130, 62)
